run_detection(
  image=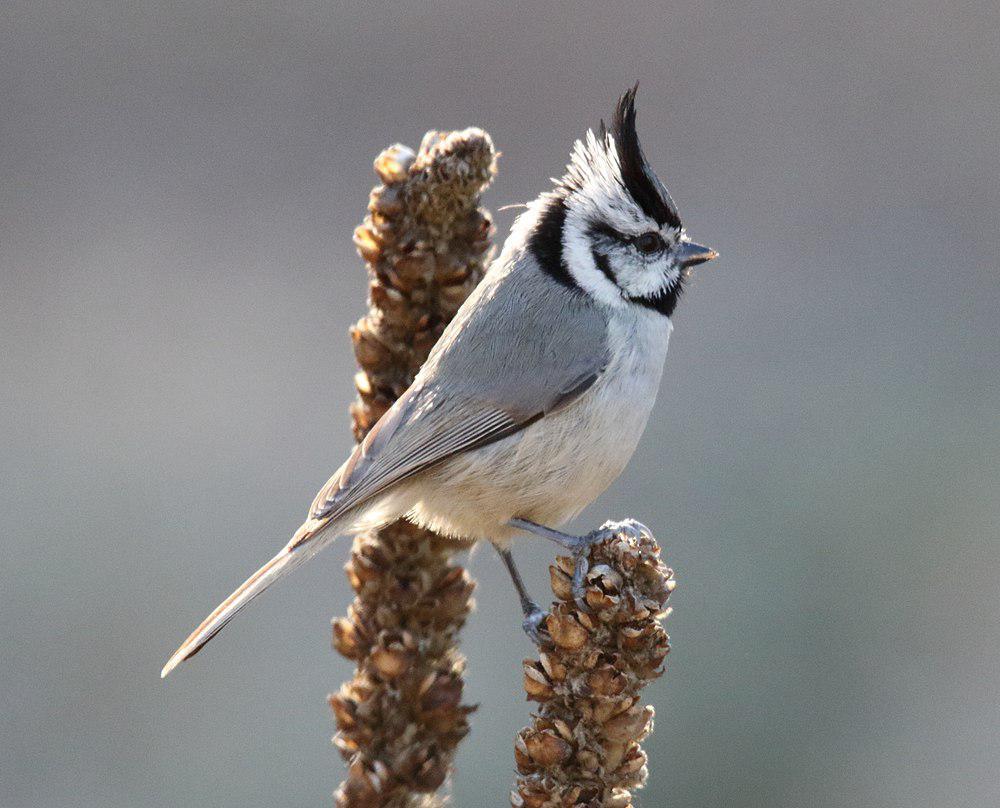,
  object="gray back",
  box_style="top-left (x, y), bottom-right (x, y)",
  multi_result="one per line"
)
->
top-left (418, 247), bottom-right (610, 420)
top-left (306, 248), bottom-right (609, 525)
